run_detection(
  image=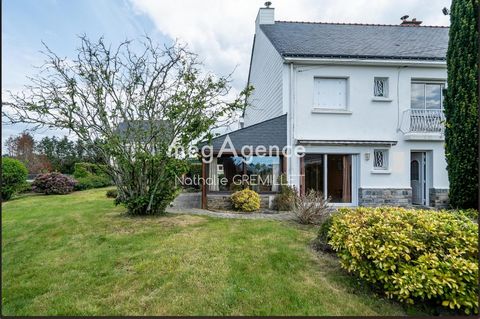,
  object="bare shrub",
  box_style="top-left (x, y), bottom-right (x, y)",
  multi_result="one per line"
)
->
top-left (293, 190), bottom-right (332, 225)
